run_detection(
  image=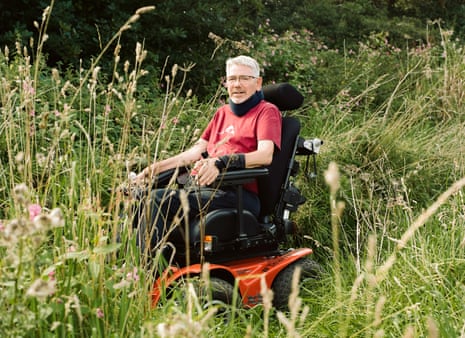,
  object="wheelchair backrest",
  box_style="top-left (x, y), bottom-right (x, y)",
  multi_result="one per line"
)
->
top-left (259, 83), bottom-right (304, 218)
top-left (262, 83), bottom-right (304, 111)
top-left (257, 116), bottom-right (300, 218)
